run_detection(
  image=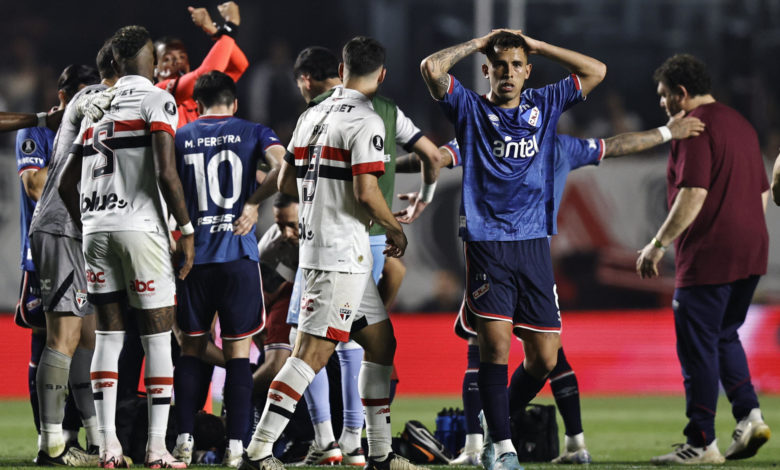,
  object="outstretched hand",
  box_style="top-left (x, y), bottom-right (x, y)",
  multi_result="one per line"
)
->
top-left (667, 111), bottom-right (705, 140)
top-left (393, 191), bottom-right (429, 224)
